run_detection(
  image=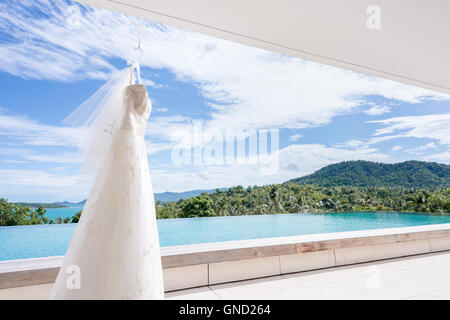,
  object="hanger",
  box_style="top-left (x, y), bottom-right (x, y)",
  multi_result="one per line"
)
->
top-left (128, 20), bottom-right (143, 85)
